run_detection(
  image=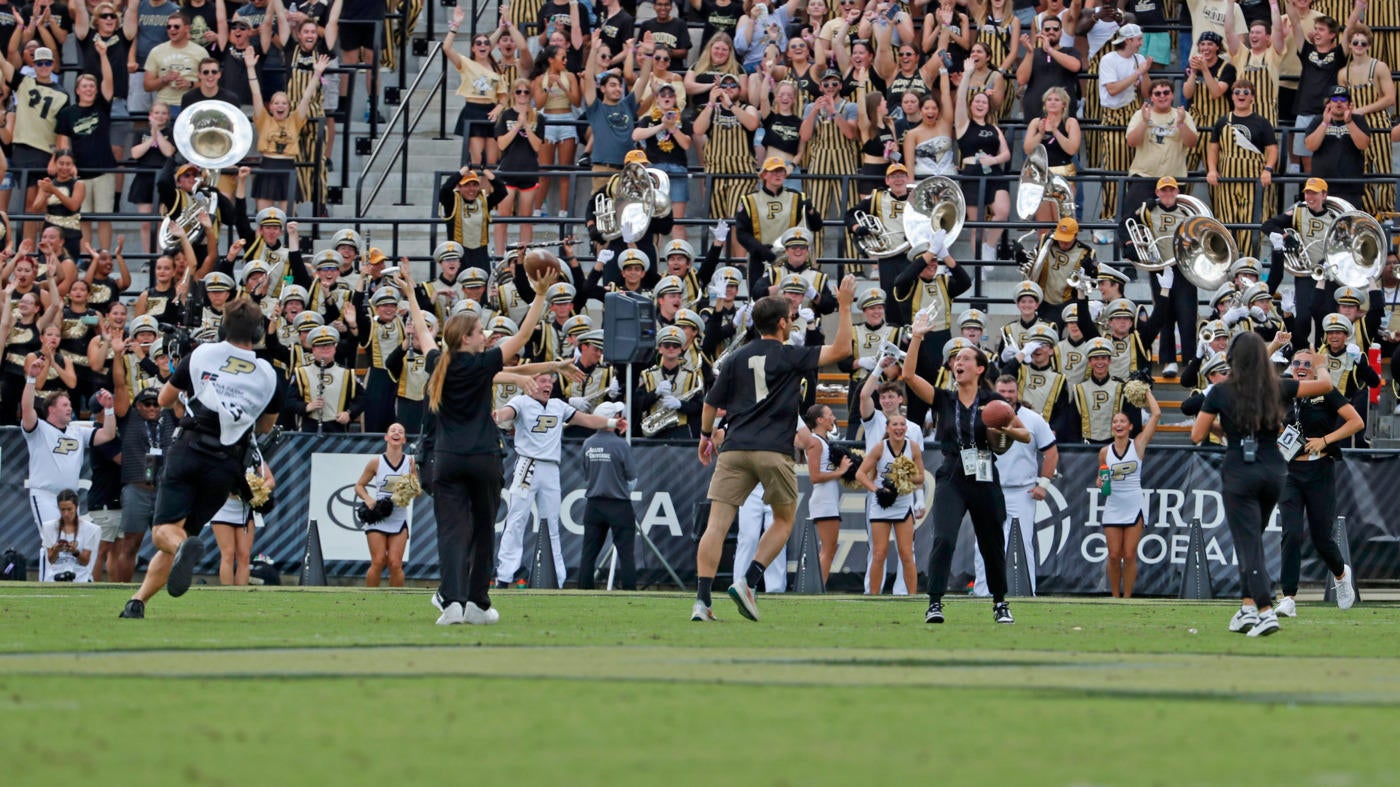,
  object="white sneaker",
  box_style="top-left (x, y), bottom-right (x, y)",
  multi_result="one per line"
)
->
top-left (431, 591), bottom-right (445, 611)
top-left (435, 601), bottom-right (465, 625)
top-left (1334, 565), bottom-right (1356, 610)
top-left (728, 580), bottom-right (760, 621)
top-left (690, 600), bottom-right (716, 622)
top-left (1275, 596), bottom-right (1297, 618)
top-left (463, 601), bottom-right (500, 625)
top-left (1162, 362), bottom-right (1179, 378)
top-left (1228, 606), bottom-right (1259, 633)
top-left (1247, 609), bottom-right (1280, 637)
